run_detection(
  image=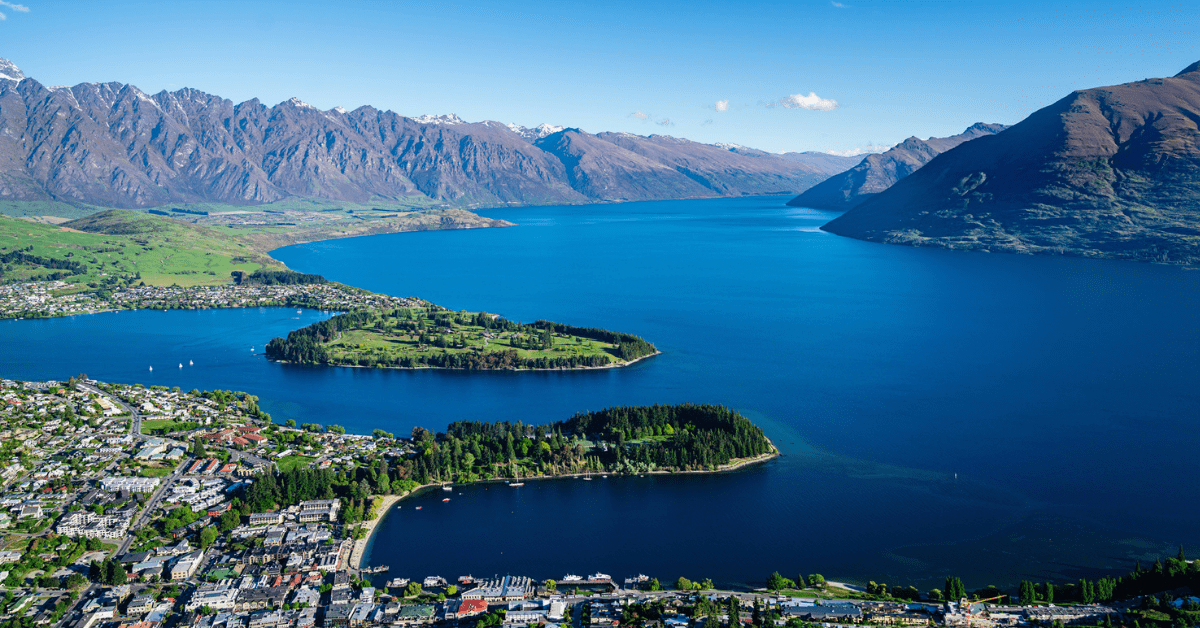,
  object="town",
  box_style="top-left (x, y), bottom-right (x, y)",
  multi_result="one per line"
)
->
top-left (0, 281), bottom-right (422, 320)
top-left (0, 377), bottom-right (1185, 628)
